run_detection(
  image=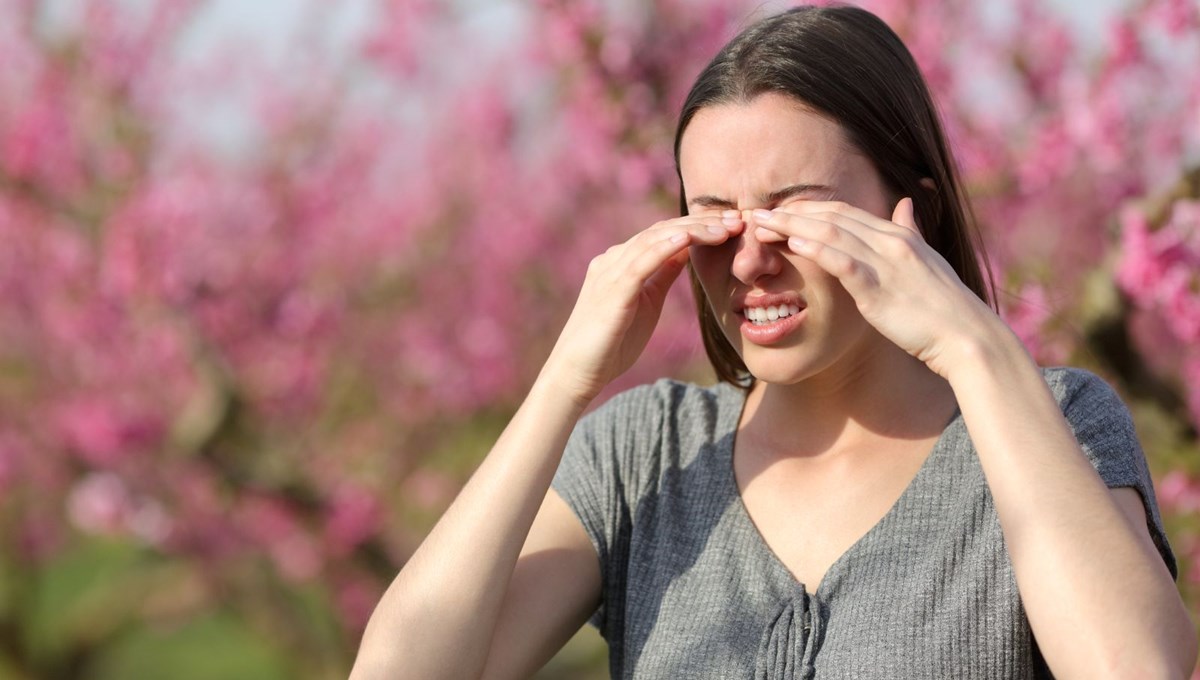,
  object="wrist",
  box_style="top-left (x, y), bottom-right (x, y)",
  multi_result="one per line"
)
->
top-left (531, 359), bottom-right (599, 415)
top-left (940, 316), bottom-right (1038, 389)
